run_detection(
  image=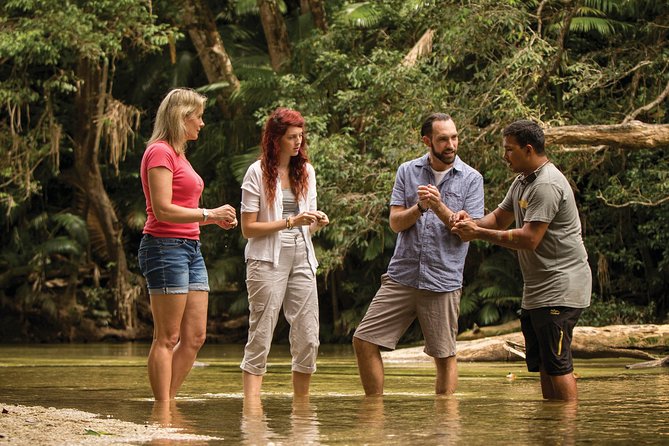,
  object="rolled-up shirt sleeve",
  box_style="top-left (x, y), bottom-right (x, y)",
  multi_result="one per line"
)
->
top-left (241, 167), bottom-right (261, 213)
